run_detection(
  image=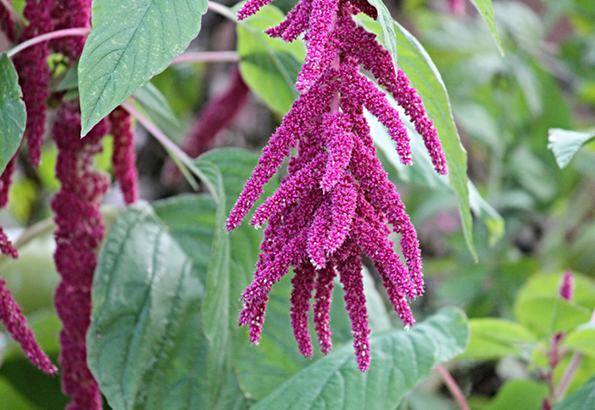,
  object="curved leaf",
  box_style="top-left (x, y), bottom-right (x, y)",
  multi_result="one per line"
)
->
top-left (252, 308), bottom-right (469, 410)
top-left (548, 128), bottom-right (595, 169)
top-left (470, 0), bottom-right (504, 55)
top-left (555, 376), bottom-right (595, 410)
top-left (78, 0), bottom-right (208, 135)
